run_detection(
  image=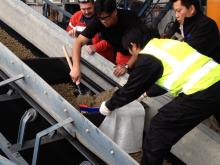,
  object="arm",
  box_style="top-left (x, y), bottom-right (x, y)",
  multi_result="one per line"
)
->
top-left (66, 17), bottom-right (74, 32)
top-left (147, 84), bottom-right (167, 97)
top-left (113, 54), bottom-right (138, 77)
top-left (93, 40), bottom-right (111, 52)
top-left (86, 34), bottom-right (111, 54)
top-left (106, 54), bottom-right (163, 110)
top-left (126, 53), bottom-right (138, 69)
top-left (66, 12), bottom-right (81, 37)
top-left (66, 14), bottom-right (76, 31)
top-left (70, 34), bottom-right (89, 83)
top-left (81, 19), bottom-right (102, 54)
